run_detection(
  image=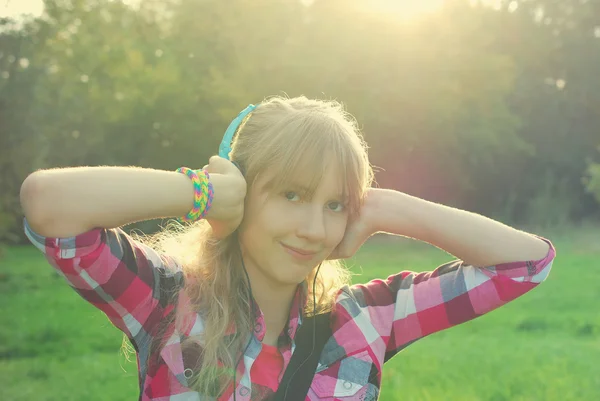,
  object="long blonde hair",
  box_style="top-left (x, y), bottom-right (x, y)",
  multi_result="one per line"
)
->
top-left (127, 96), bottom-right (374, 396)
